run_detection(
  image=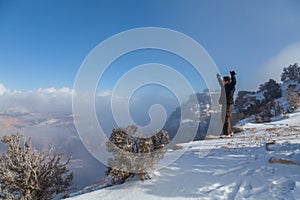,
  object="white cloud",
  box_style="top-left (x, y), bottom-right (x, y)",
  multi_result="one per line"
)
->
top-left (59, 87), bottom-right (73, 94)
top-left (37, 87), bottom-right (57, 93)
top-left (0, 84), bottom-right (178, 133)
top-left (0, 85), bottom-right (73, 114)
top-left (258, 41), bottom-right (300, 85)
top-left (96, 90), bottom-right (112, 97)
top-left (0, 83), bottom-right (8, 95)
top-left (37, 87), bottom-right (73, 94)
